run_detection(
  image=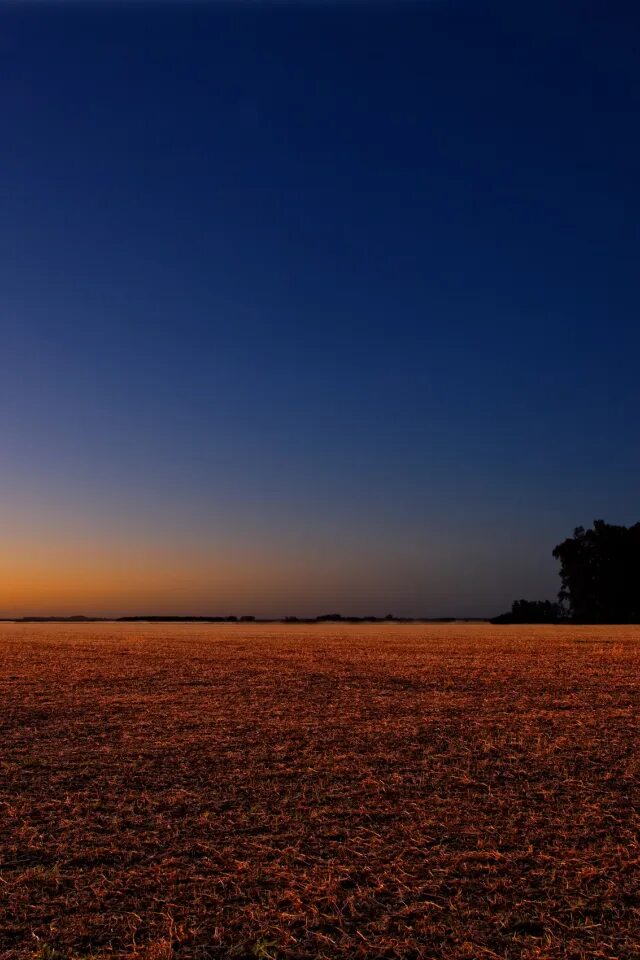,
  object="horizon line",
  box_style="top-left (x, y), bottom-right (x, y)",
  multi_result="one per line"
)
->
top-left (2, 613), bottom-right (488, 623)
